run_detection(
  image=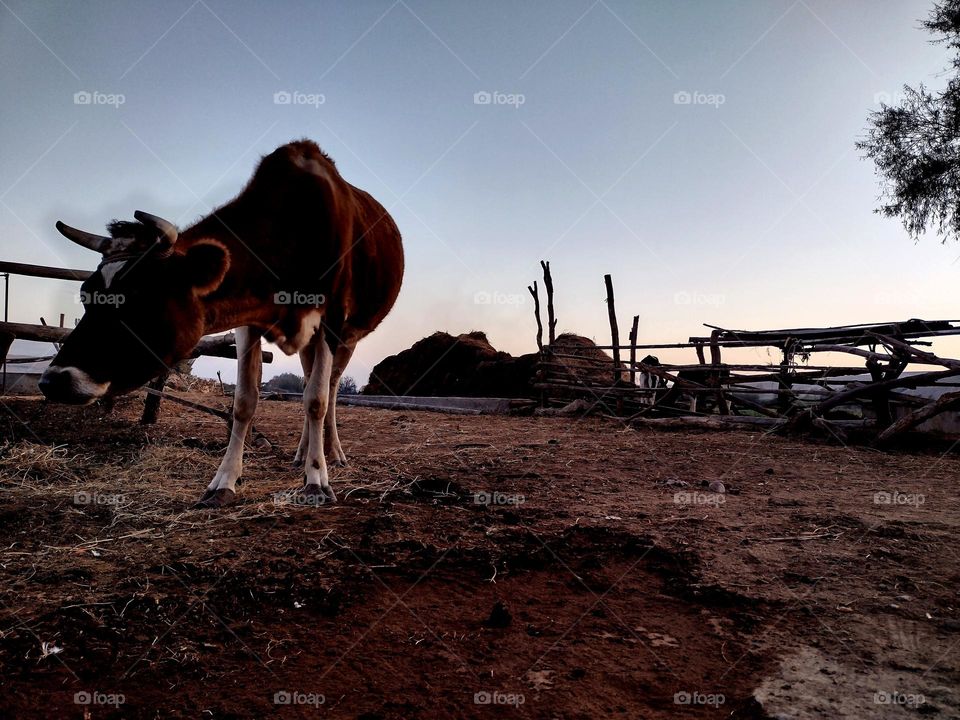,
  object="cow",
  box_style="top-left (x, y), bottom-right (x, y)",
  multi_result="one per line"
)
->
top-left (637, 354), bottom-right (666, 405)
top-left (637, 355), bottom-right (730, 413)
top-left (39, 140), bottom-right (404, 508)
